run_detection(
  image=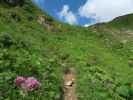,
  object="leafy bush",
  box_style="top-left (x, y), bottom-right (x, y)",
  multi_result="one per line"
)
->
top-left (0, 32), bottom-right (14, 48)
